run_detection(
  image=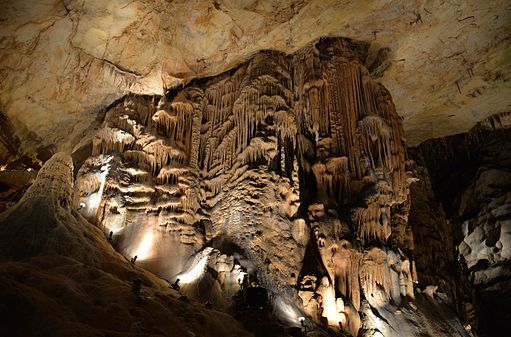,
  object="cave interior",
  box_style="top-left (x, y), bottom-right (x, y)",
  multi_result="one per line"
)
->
top-left (0, 2), bottom-right (510, 337)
